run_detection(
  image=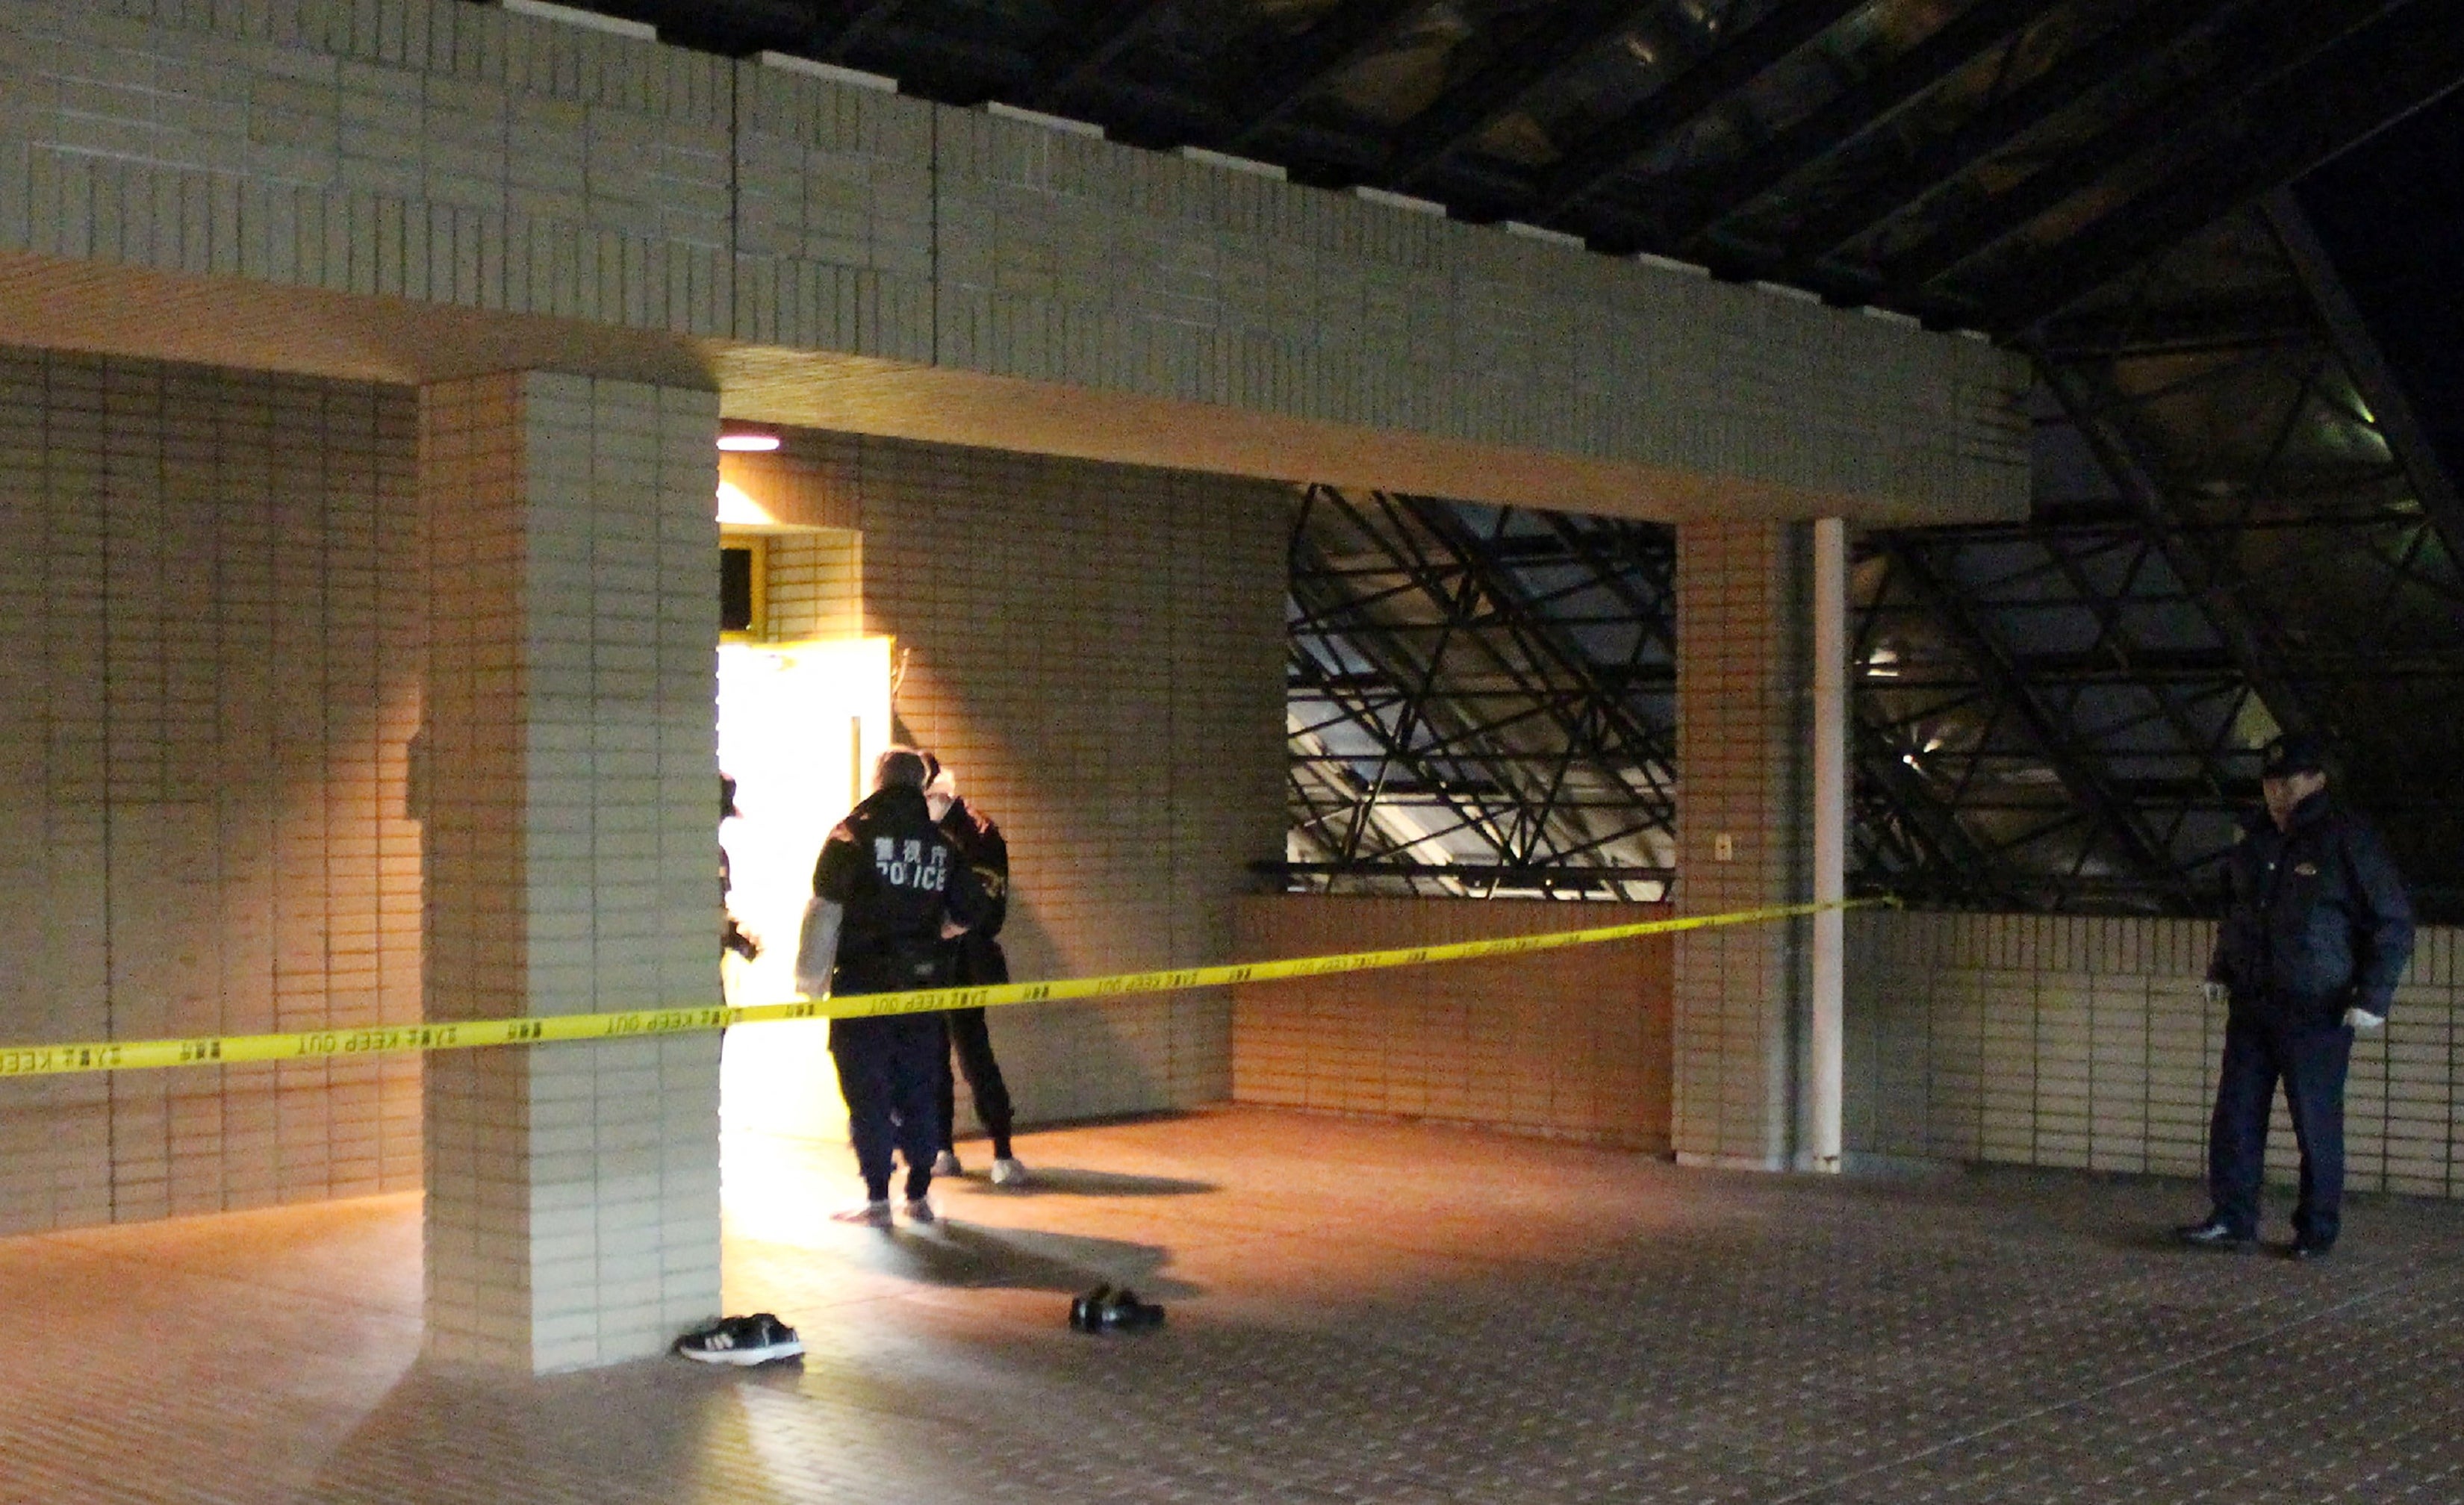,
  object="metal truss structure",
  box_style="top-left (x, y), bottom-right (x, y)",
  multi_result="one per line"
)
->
top-left (1284, 487), bottom-right (1676, 900)
top-left (1914, 202), bottom-right (2464, 917)
top-left (521, 0), bottom-right (2464, 914)
top-left (1283, 195), bottom-right (2464, 916)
